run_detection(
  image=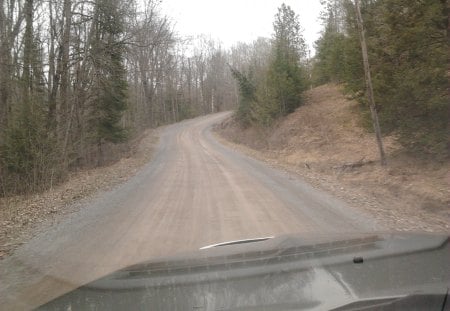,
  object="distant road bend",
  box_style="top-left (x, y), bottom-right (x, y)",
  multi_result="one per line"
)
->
top-left (0, 112), bottom-right (379, 310)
